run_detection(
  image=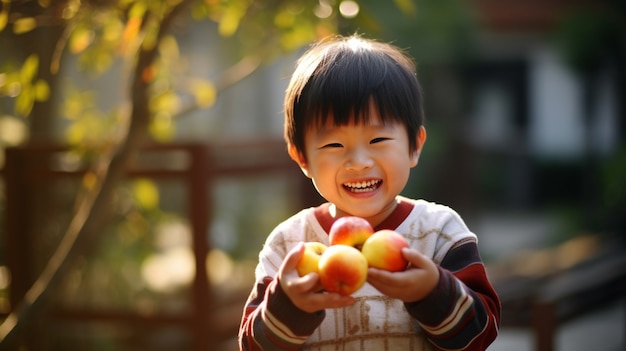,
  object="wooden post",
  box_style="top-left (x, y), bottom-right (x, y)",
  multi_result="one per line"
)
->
top-left (188, 145), bottom-right (212, 351)
top-left (532, 300), bottom-right (557, 351)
